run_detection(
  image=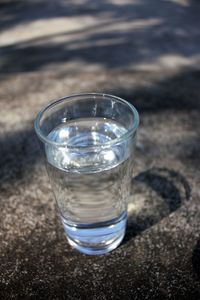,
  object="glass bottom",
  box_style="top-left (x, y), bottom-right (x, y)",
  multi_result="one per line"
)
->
top-left (62, 212), bottom-right (127, 255)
